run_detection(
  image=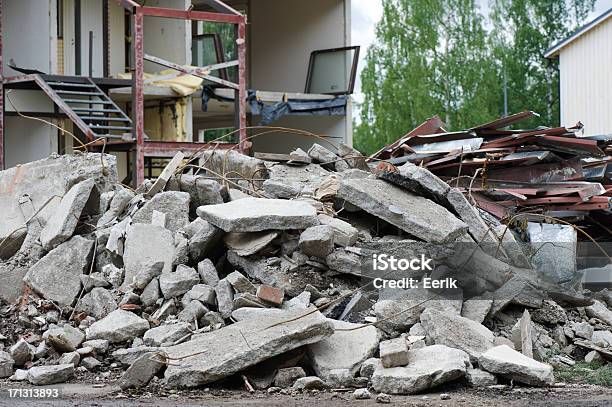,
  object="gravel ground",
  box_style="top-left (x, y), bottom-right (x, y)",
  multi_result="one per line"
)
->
top-left (1, 381), bottom-right (611, 407)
